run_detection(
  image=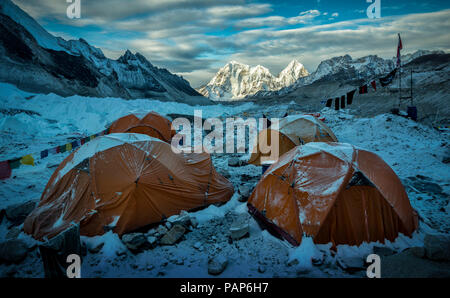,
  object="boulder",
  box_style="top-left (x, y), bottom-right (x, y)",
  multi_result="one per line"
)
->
top-left (160, 224), bottom-right (186, 245)
top-left (373, 246), bottom-right (395, 257)
top-left (409, 246), bottom-right (426, 258)
top-left (169, 210), bottom-right (191, 228)
top-left (229, 215), bottom-right (249, 240)
top-left (193, 241), bottom-right (203, 250)
top-left (190, 217), bottom-right (199, 228)
top-left (147, 236), bottom-right (158, 248)
top-left (208, 255), bottom-right (228, 275)
top-left (5, 226), bottom-right (21, 240)
top-left (238, 185), bottom-right (252, 202)
top-left (0, 239), bottom-right (29, 264)
top-left (5, 201), bottom-right (37, 226)
top-left (228, 157), bottom-right (244, 167)
top-left (88, 242), bottom-right (104, 254)
top-left (424, 233), bottom-right (450, 261)
top-left (337, 257), bottom-right (366, 273)
top-left (156, 225), bottom-right (169, 236)
top-left (121, 233), bottom-right (150, 253)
